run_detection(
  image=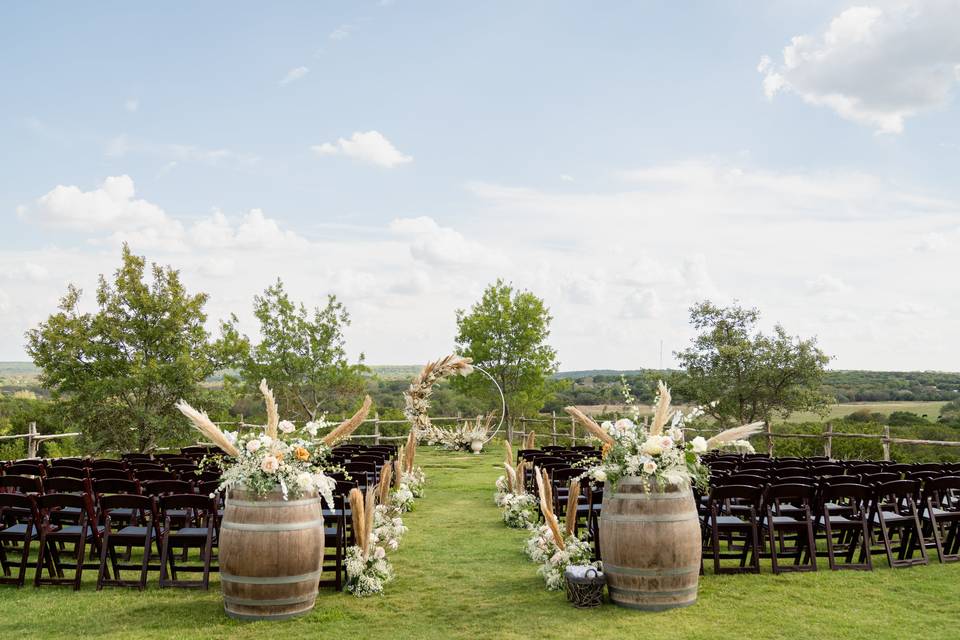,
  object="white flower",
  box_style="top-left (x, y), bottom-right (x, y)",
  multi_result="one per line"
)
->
top-left (641, 436), bottom-right (663, 456)
top-left (279, 420), bottom-right (296, 434)
top-left (304, 421), bottom-right (320, 437)
top-left (643, 460), bottom-right (657, 474)
top-left (614, 418), bottom-right (635, 435)
top-left (592, 469), bottom-right (607, 483)
top-left (223, 430), bottom-right (238, 445)
top-left (246, 439), bottom-right (262, 453)
top-left (260, 435), bottom-right (273, 446)
top-left (601, 421), bottom-right (614, 432)
top-left (260, 455), bottom-right (279, 473)
top-left (659, 436), bottom-right (674, 449)
top-left (296, 472), bottom-right (314, 491)
top-left (691, 436), bottom-right (708, 453)
top-left (373, 546), bottom-right (386, 560)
